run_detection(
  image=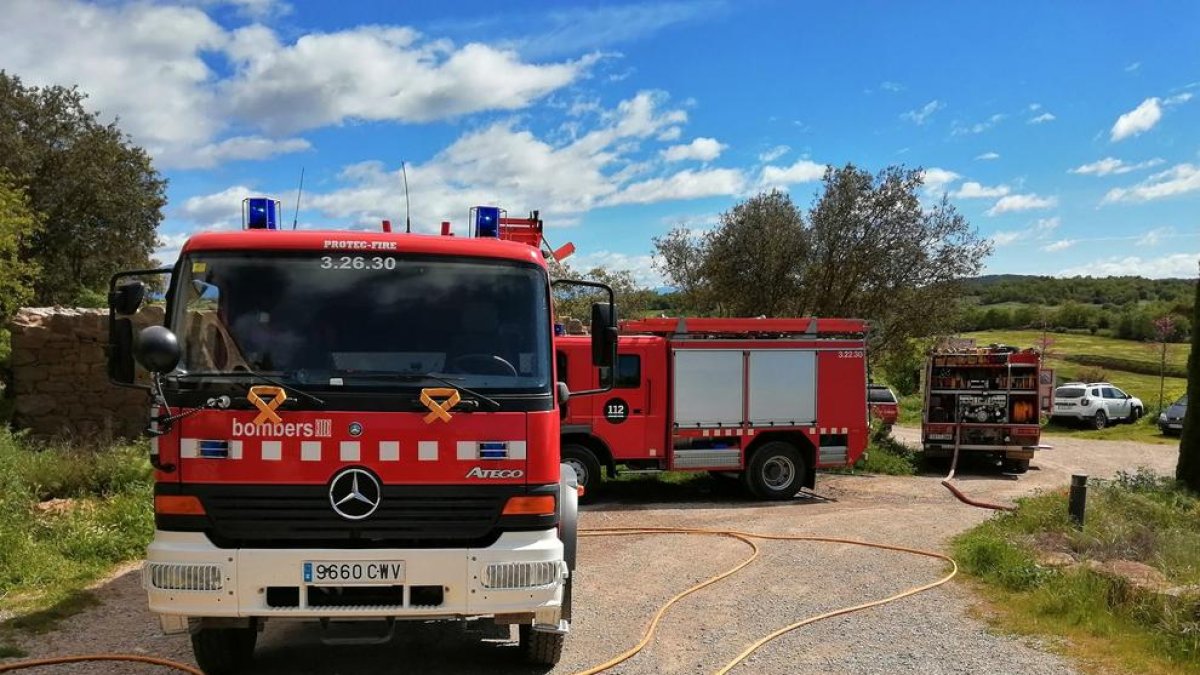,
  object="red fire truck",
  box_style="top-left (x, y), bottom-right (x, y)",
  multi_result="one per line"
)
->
top-left (920, 343), bottom-right (1044, 473)
top-left (555, 317), bottom-right (871, 499)
top-left (107, 202), bottom-right (615, 672)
